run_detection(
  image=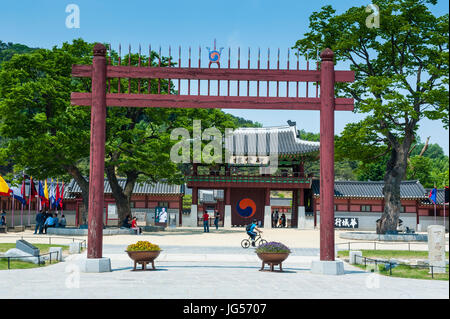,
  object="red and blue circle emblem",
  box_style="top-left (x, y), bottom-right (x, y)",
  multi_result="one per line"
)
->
top-left (236, 198), bottom-right (256, 218)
